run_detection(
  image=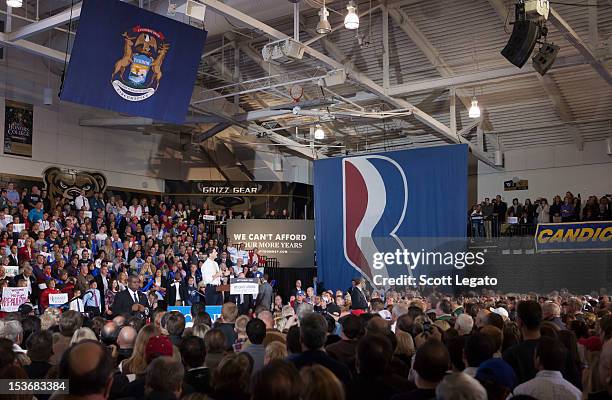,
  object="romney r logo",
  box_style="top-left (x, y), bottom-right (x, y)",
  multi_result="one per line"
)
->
top-left (342, 155), bottom-right (408, 284)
